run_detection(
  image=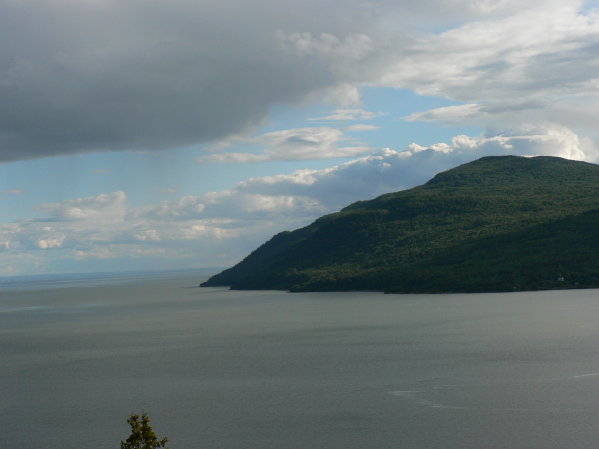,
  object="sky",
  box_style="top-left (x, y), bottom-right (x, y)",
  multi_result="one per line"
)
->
top-left (2, 0), bottom-right (599, 276)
